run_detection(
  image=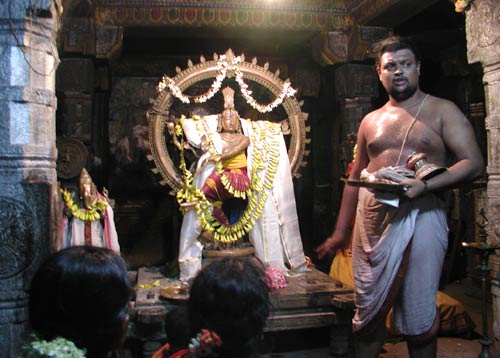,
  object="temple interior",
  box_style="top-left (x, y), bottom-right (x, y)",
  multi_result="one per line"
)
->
top-left (57, 0), bottom-right (487, 272)
top-left (1, 0), bottom-right (499, 357)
